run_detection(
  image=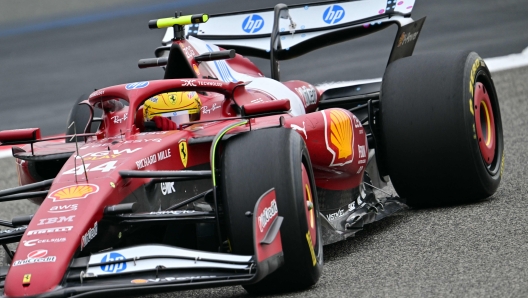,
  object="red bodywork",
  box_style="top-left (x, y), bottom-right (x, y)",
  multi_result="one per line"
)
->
top-left (4, 43), bottom-right (366, 297)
